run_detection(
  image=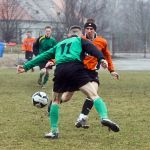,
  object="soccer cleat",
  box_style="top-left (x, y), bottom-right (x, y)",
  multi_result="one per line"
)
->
top-left (44, 131), bottom-right (59, 139)
top-left (75, 119), bottom-right (89, 129)
top-left (101, 118), bottom-right (120, 132)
